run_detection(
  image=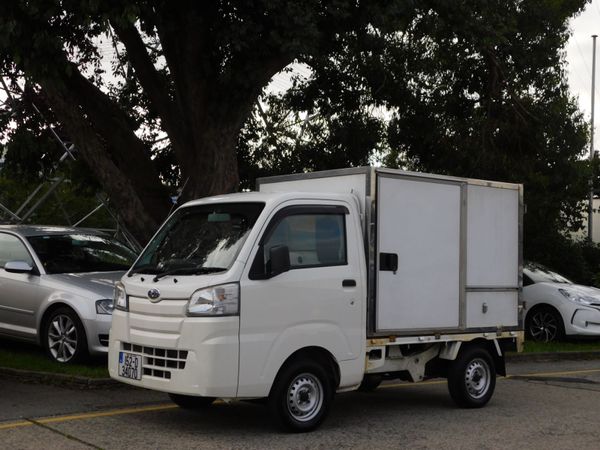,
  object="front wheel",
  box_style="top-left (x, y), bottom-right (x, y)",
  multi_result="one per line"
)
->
top-left (43, 307), bottom-right (87, 363)
top-left (447, 346), bottom-right (496, 408)
top-left (169, 393), bottom-right (215, 409)
top-left (268, 360), bottom-right (333, 432)
top-left (358, 375), bottom-right (382, 392)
